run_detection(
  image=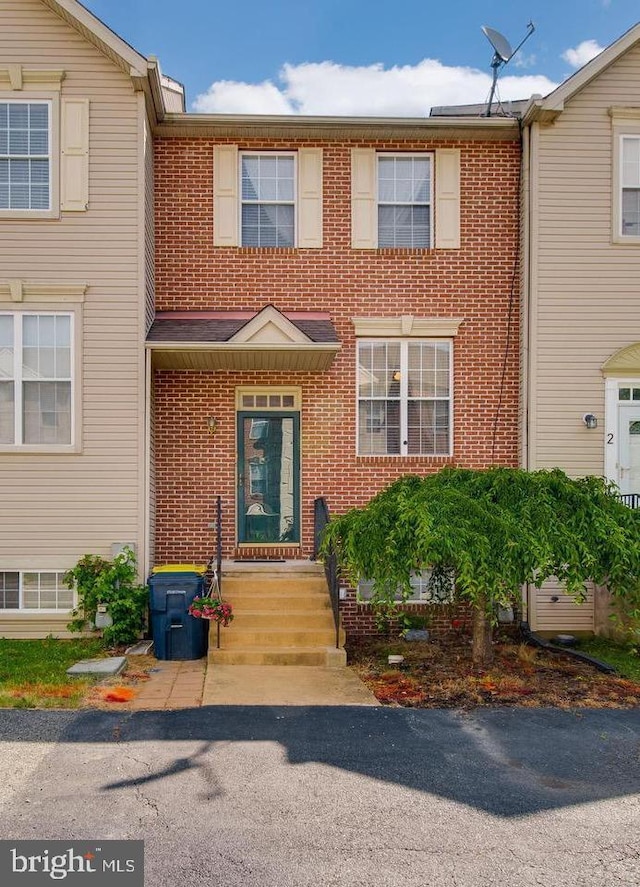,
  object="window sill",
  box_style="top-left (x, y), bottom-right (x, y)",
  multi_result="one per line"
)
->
top-left (234, 247), bottom-right (302, 254)
top-left (0, 610), bottom-right (73, 615)
top-left (612, 234), bottom-right (640, 245)
top-left (353, 247), bottom-right (435, 254)
top-left (356, 453), bottom-right (452, 460)
top-left (0, 444), bottom-right (81, 455)
top-left (0, 208), bottom-right (59, 221)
